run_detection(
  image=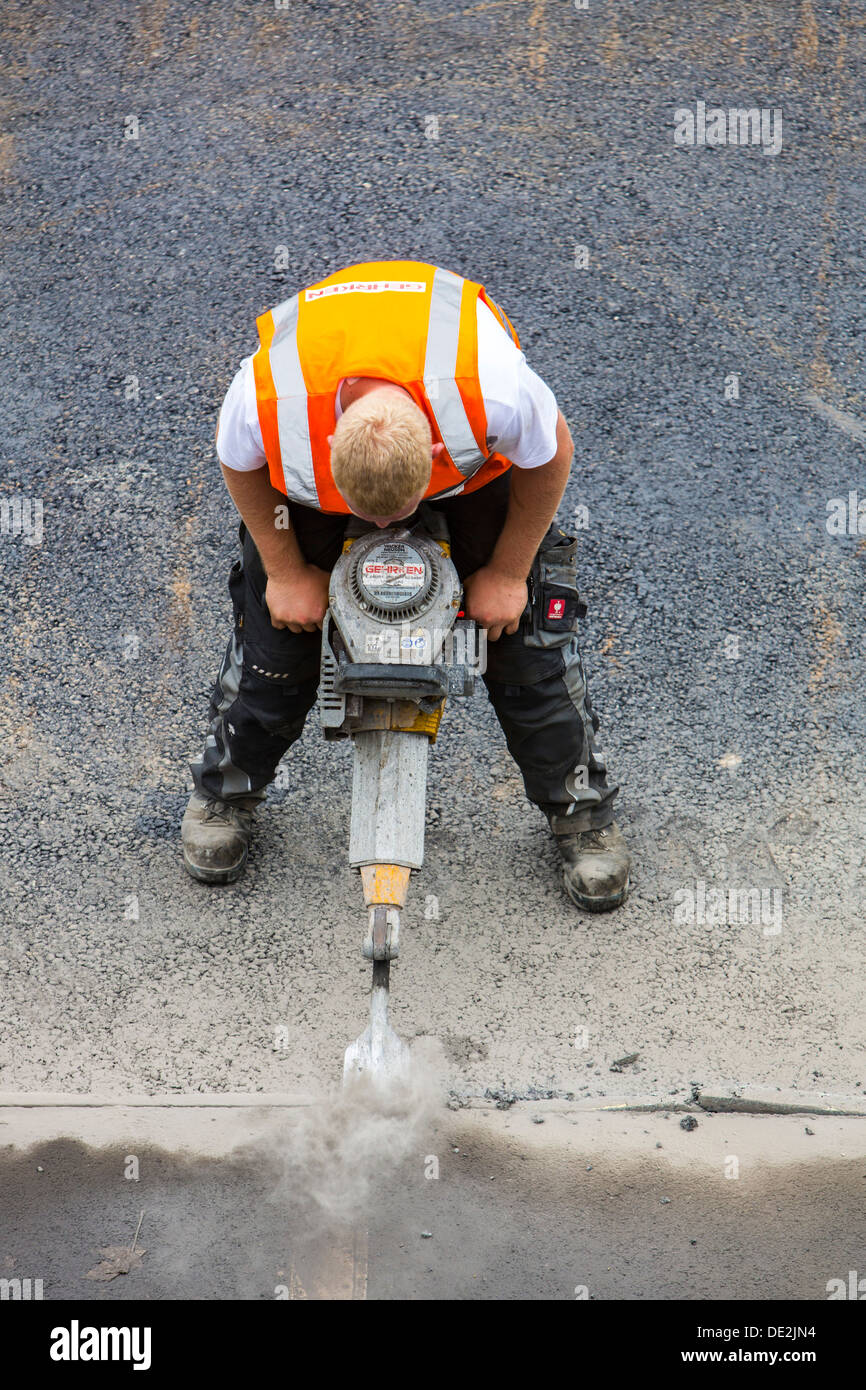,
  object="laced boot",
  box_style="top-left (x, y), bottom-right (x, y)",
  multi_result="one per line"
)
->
top-left (181, 790), bottom-right (264, 884)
